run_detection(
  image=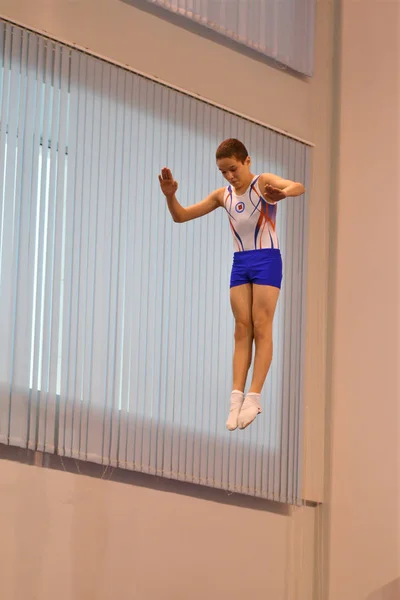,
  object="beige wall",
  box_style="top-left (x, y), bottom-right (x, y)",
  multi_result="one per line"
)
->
top-left (0, 458), bottom-right (317, 600)
top-left (0, 0), bottom-right (336, 598)
top-left (326, 1), bottom-right (400, 600)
